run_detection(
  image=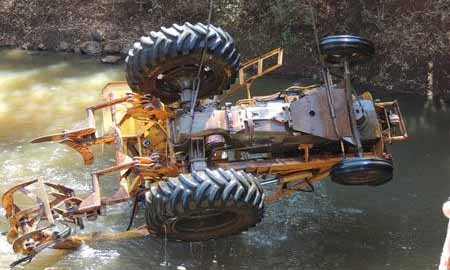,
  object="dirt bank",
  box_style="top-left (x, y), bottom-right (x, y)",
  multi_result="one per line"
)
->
top-left (0, 0), bottom-right (449, 97)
